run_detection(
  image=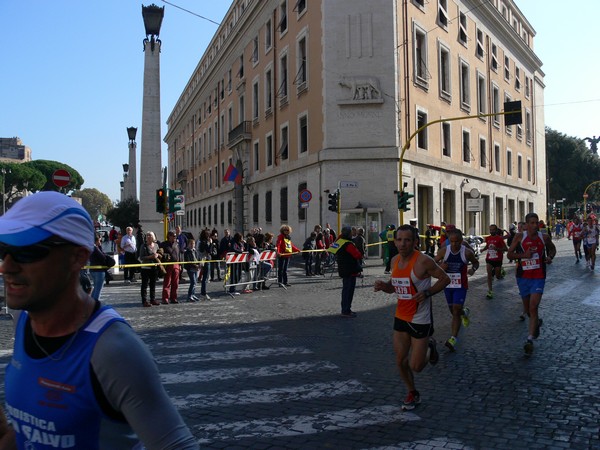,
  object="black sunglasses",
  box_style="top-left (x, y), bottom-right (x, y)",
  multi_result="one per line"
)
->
top-left (0, 241), bottom-right (73, 264)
